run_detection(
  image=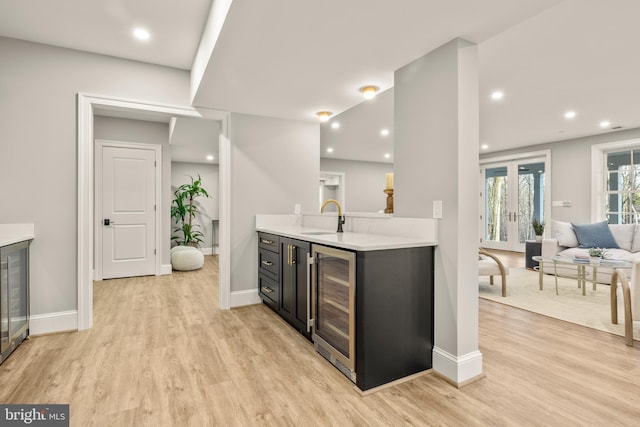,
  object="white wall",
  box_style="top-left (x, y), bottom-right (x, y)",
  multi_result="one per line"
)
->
top-left (481, 127), bottom-right (640, 223)
top-left (0, 37), bottom-right (190, 319)
top-left (319, 158), bottom-right (392, 213)
top-left (171, 162), bottom-right (219, 252)
top-left (94, 116), bottom-right (172, 266)
top-left (229, 113), bottom-right (319, 298)
top-left (394, 39), bottom-right (481, 383)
